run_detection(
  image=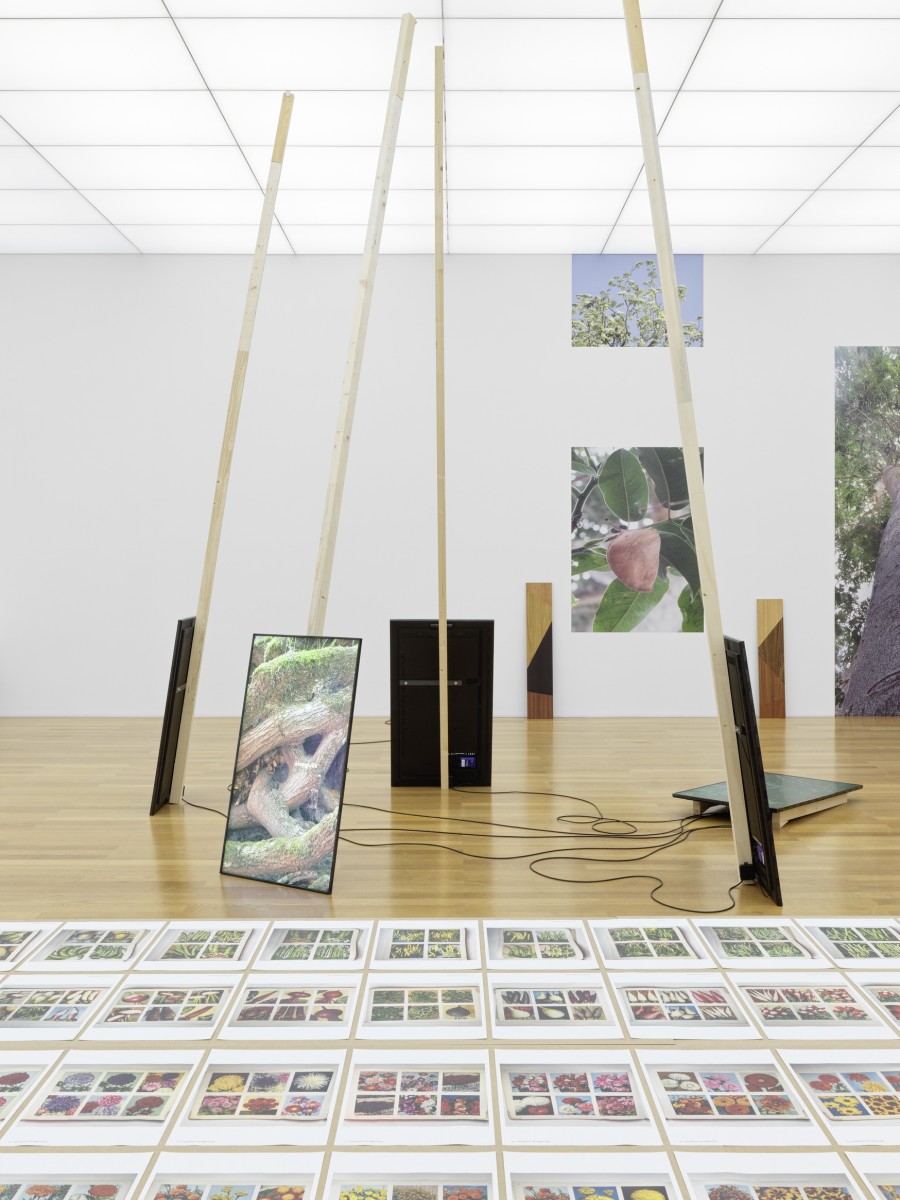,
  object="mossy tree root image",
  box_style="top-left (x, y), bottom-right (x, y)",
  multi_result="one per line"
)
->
top-left (836, 347), bottom-right (900, 714)
top-left (222, 635), bottom-right (361, 892)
